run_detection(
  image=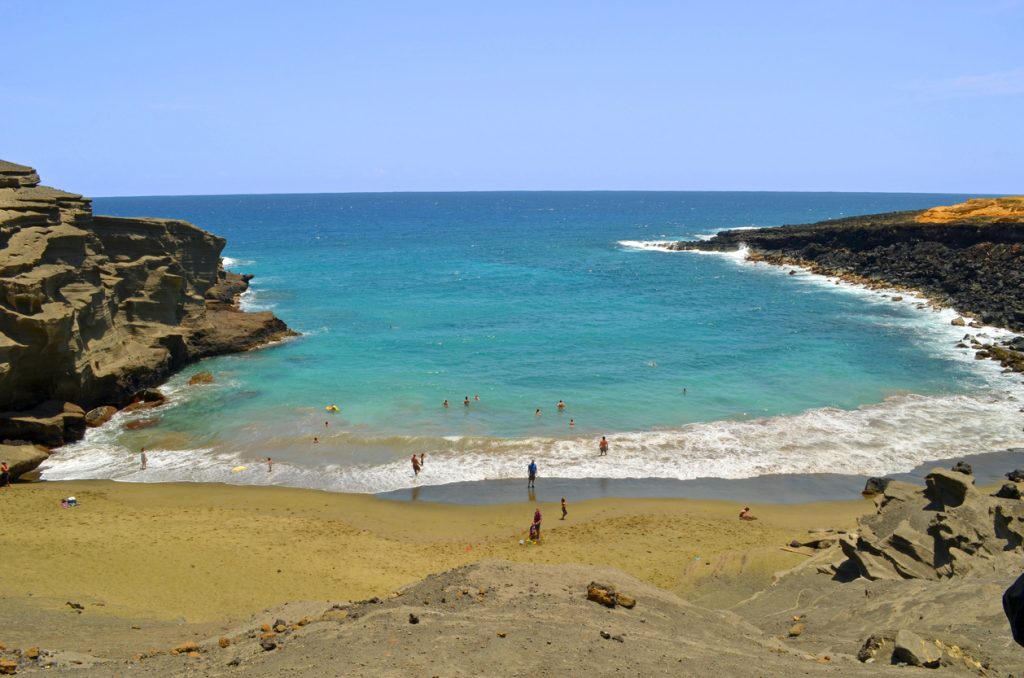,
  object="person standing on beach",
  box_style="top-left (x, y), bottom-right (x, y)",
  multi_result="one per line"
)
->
top-left (267, 457), bottom-right (273, 473)
top-left (412, 454), bottom-right (421, 476)
top-left (528, 459), bottom-right (537, 488)
top-left (599, 436), bottom-right (609, 456)
top-left (561, 497), bottom-right (567, 520)
top-left (1, 461), bottom-right (10, 487)
top-left (140, 448), bottom-right (147, 470)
